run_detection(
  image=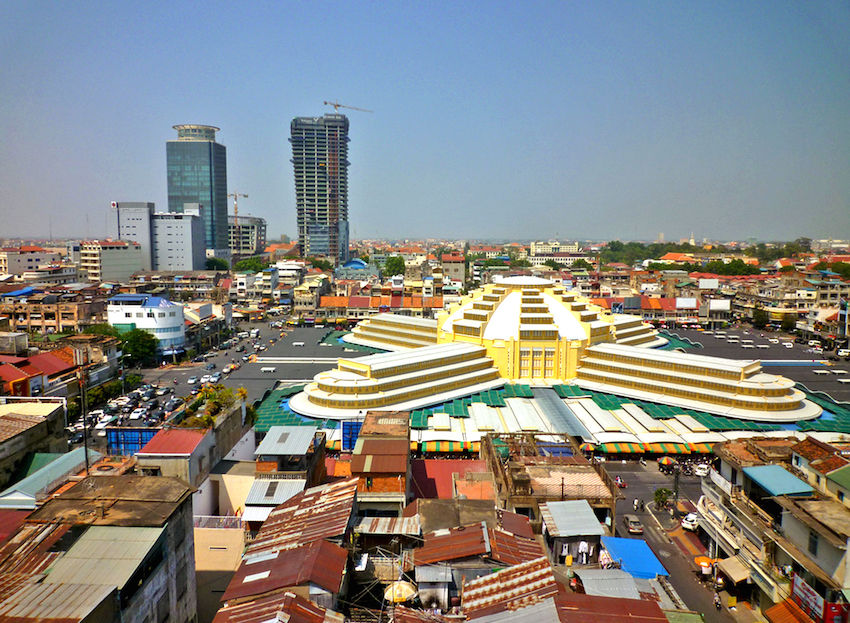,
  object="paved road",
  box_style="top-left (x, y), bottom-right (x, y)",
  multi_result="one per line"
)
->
top-left (143, 322), bottom-right (368, 405)
top-left (606, 462), bottom-right (738, 623)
